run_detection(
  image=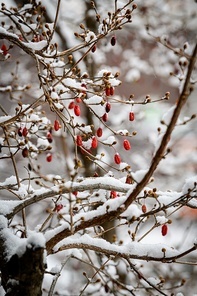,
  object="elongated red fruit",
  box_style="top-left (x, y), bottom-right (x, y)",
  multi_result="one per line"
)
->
top-left (46, 153), bottom-right (52, 162)
top-left (47, 132), bottom-right (53, 143)
top-left (18, 127), bottom-right (23, 137)
top-left (68, 101), bottom-right (75, 109)
top-left (161, 224), bottom-right (168, 236)
top-left (105, 87), bottom-right (110, 96)
top-left (129, 112), bottom-right (135, 121)
top-left (123, 139), bottom-right (131, 150)
top-left (91, 44), bottom-right (96, 53)
top-left (76, 135), bottom-right (82, 146)
top-left (22, 147), bottom-right (29, 158)
top-left (91, 136), bottom-right (98, 149)
top-left (105, 102), bottom-right (111, 113)
top-left (54, 120), bottom-right (60, 131)
top-left (74, 105), bottom-right (81, 116)
top-left (96, 127), bottom-right (103, 137)
top-left (142, 204), bottom-right (147, 213)
top-left (75, 97), bottom-right (82, 103)
top-left (102, 113), bottom-right (108, 122)
top-left (114, 152), bottom-right (121, 164)
top-left (110, 86), bottom-right (114, 96)
top-left (22, 127), bottom-right (28, 137)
